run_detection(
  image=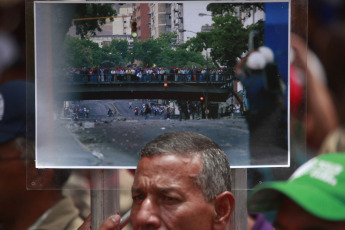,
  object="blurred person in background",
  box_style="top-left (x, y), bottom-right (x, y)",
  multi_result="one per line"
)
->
top-left (290, 0), bottom-right (345, 156)
top-left (307, 0), bottom-right (345, 127)
top-left (0, 1), bottom-right (134, 229)
top-left (245, 1), bottom-right (344, 227)
top-left (248, 153), bottom-right (345, 230)
top-left (305, 0), bottom-right (345, 158)
top-left (260, 0), bottom-right (344, 182)
top-left (319, 127), bottom-right (345, 155)
top-left (0, 1), bottom-right (90, 229)
top-left (246, 1), bottom-right (345, 228)
top-left (237, 48), bottom-right (287, 166)
top-left (0, 81), bottom-right (84, 230)
top-left (0, 0), bottom-right (26, 84)
top-left (290, 33), bottom-right (338, 156)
